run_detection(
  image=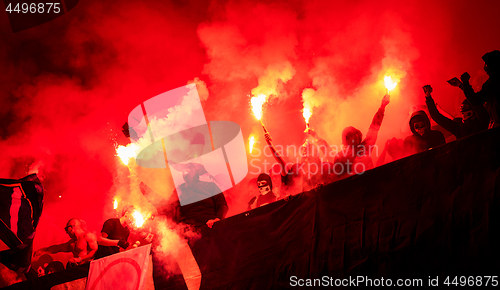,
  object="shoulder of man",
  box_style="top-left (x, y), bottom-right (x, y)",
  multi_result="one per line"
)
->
top-left (102, 218), bottom-right (119, 233)
top-left (85, 232), bottom-right (97, 241)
